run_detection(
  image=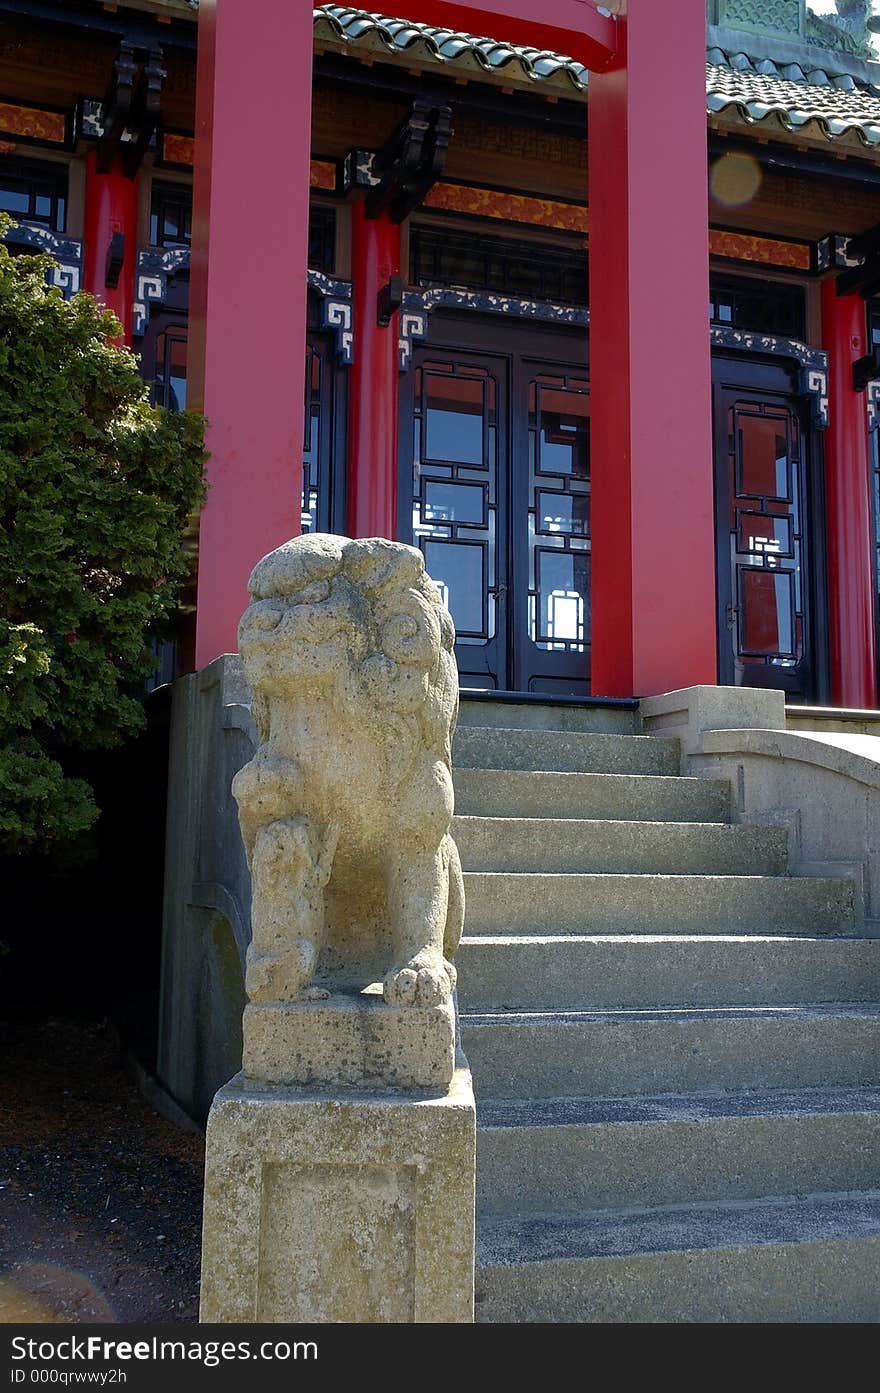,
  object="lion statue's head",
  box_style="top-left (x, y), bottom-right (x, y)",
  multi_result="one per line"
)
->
top-left (238, 534), bottom-right (458, 763)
